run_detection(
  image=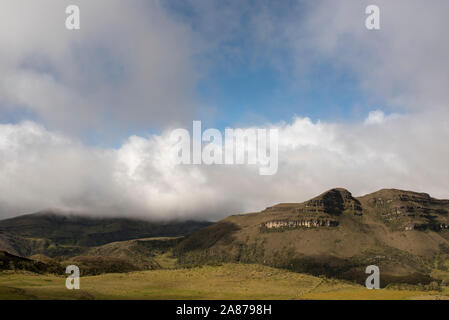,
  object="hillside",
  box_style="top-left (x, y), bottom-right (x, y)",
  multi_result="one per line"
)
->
top-left (175, 188), bottom-right (449, 286)
top-left (3, 188), bottom-right (449, 287)
top-left (0, 211), bottom-right (210, 258)
top-left (0, 250), bottom-right (63, 274)
top-left (2, 263), bottom-right (444, 300)
top-left (82, 237), bottom-right (182, 271)
top-left (10, 236), bottom-right (182, 275)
